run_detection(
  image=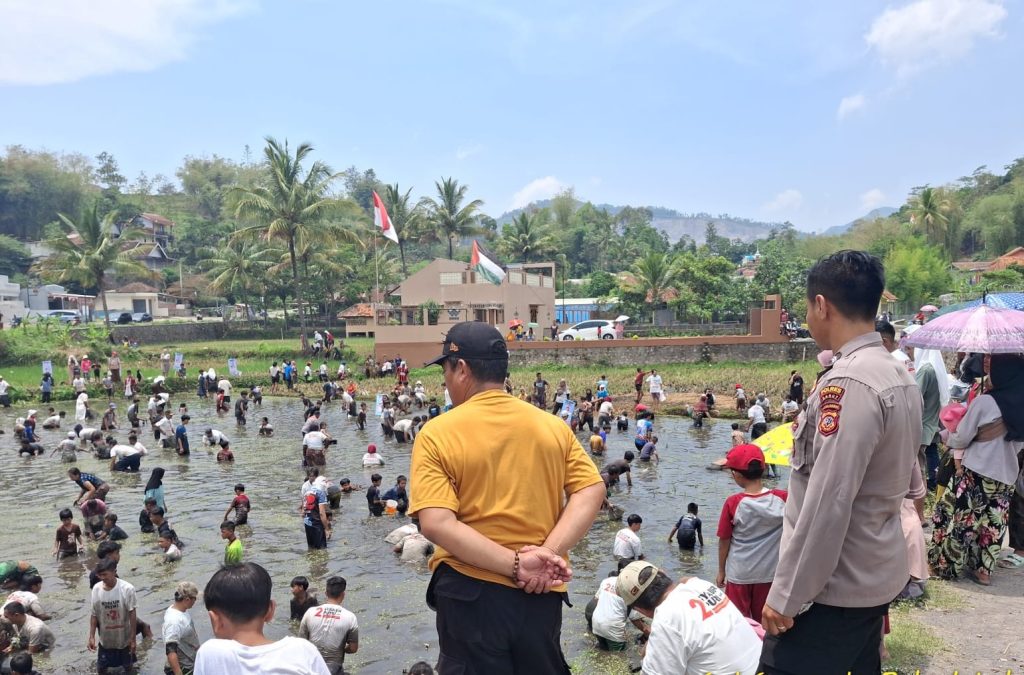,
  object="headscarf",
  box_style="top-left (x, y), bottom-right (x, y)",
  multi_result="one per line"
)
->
top-left (914, 348), bottom-right (951, 406)
top-left (987, 354), bottom-right (1024, 441)
top-left (145, 467), bottom-right (165, 492)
